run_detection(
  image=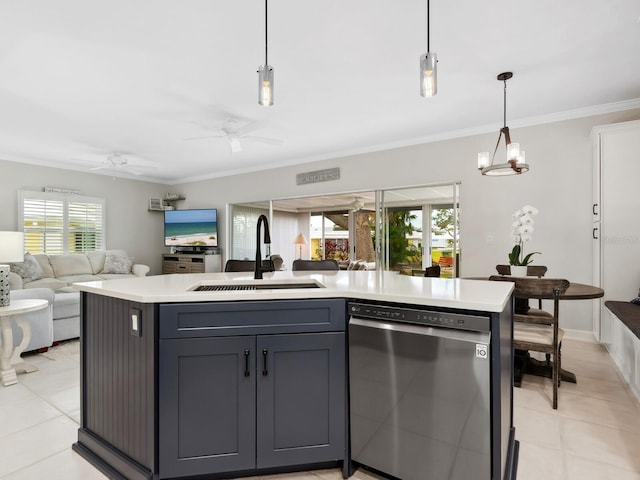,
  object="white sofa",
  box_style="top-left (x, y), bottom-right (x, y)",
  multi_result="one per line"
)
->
top-left (9, 250), bottom-right (149, 348)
